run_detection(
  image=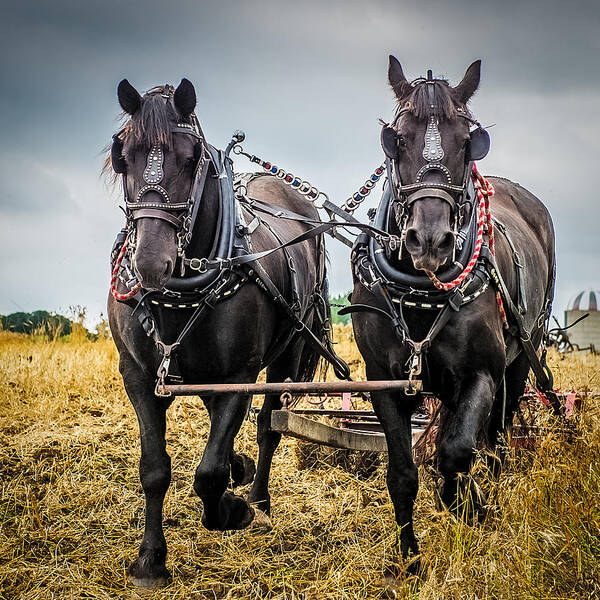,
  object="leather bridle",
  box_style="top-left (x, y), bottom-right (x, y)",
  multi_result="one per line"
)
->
top-left (112, 107), bottom-right (212, 258)
top-left (387, 109), bottom-right (479, 215)
top-left (380, 72), bottom-right (490, 254)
